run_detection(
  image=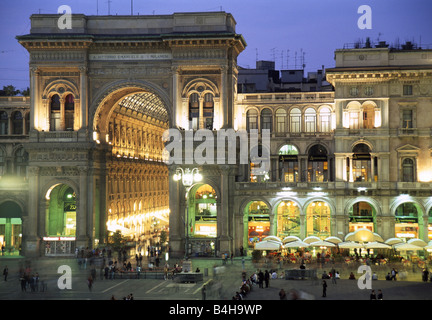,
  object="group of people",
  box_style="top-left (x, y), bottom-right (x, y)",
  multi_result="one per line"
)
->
top-left (19, 271), bottom-right (46, 293)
